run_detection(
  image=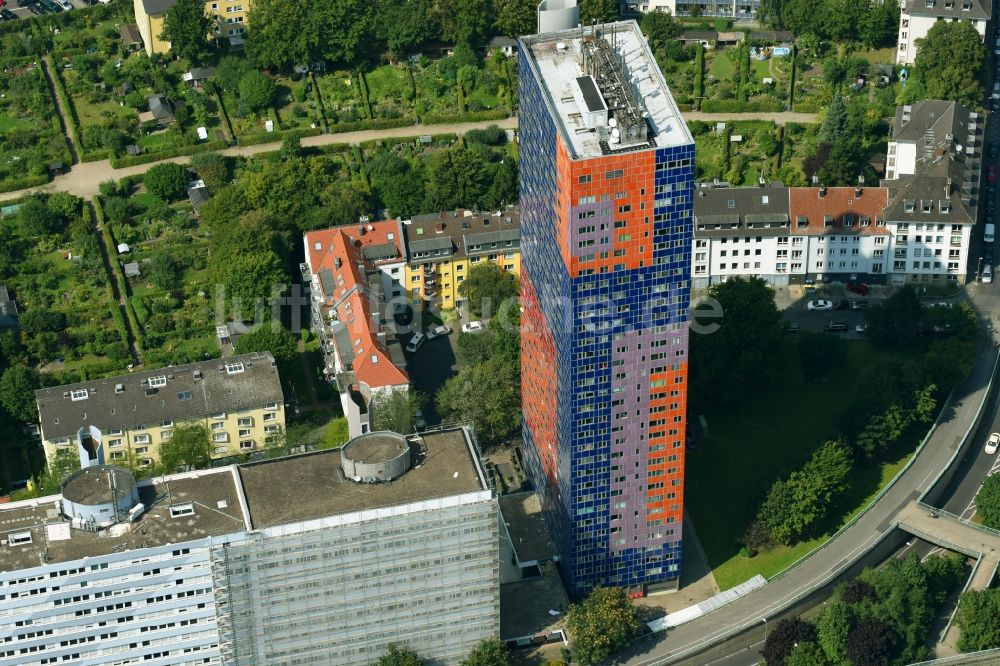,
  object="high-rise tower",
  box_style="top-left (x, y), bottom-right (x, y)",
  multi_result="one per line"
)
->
top-left (518, 20), bottom-right (694, 597)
